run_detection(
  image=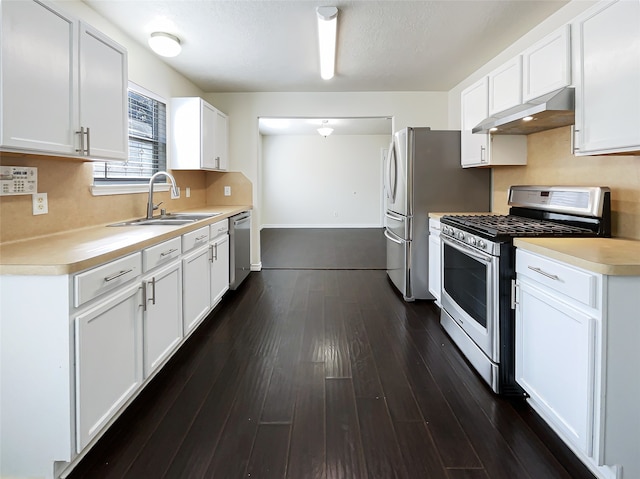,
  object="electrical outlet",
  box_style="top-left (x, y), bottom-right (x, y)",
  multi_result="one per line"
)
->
top-left (171, 186), bottom-right (180, 199)
top-left (224, 186), bottom-right (231, 196)
top-left (186, 187), bottom-right (191, 198)
top-left (32, 192), bottom-right (48, 215)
